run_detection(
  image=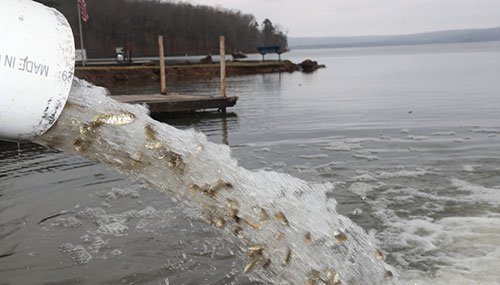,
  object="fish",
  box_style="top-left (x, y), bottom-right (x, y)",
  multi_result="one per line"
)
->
top-left (242, 218), bottom-right (262, 230)
top-left (275, 211), bottom-right (290, 226)
top-left (209, 179), bottom-right (233, 192)
top-left (262, 258), bottom-right (271, 269)
top-left (233, 226), bottom-right (244, 238)
top-left (252, 206), bottom-right (270, 222)
top-left (283, 247), bottom-right (292, 266)
top-left (304, 231), bottom-right (313, 243)
top-left (244, 258), bottom-right (259, 273)
top-left (71, 138), bottom-right (88, 152)
top-left (144, 124), bottom-right (164, 150)
top-left (212, 217), bottom-right (225, 228)
top-left (229, 208), bottom-right (241, 223)
top-left (93, 111), bottom-right (135, 126)
top-left (201, 205), bottom-right (225, 228)
top-left (248, 245), bottom-right (265, 256)
top-left (80, 112), bottom-right (135, 143)
top-left (190, 183), bottom-right (217, 198)
top-left (225, 198), bottom-right (240, 208)
top-left (72, 139), bottom-right (83, 146)
top-left (333, 230), bottom-right (348, 242)
top-left (374, 249), bottom-right (384, 260)
top-left (305, 270), bottom-right (321, 285)
top-left (190, 179), bottom-right (231, 198)
top-left (274, 231), bottom-right (285, 240)
top-left (190, 184), bottom-right (203, 192)
top-left (161, 150), bottom-right (185, 172)
top-left (79, 123), bottom-right (97, 138)
top-left (322, 269), bottom-right (341, 285)
top-left (144, 124), bottom-right (158, 141)
top-left (145, 140), bottom-right (163, 150)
